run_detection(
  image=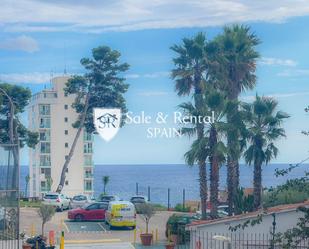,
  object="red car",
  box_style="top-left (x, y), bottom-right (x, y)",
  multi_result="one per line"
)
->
top-left (68, 202), bottom-right (108, 221)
